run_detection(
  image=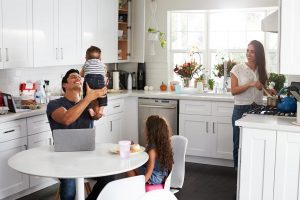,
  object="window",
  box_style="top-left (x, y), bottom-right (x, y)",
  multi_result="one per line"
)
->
top-left (169, 8), bottom-right (278, 82)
